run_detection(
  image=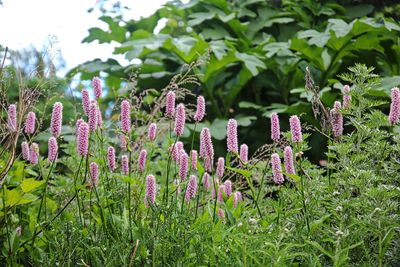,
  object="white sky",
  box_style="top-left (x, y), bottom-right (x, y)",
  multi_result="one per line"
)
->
top-left (0, 0), bottom-right (171, 73)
